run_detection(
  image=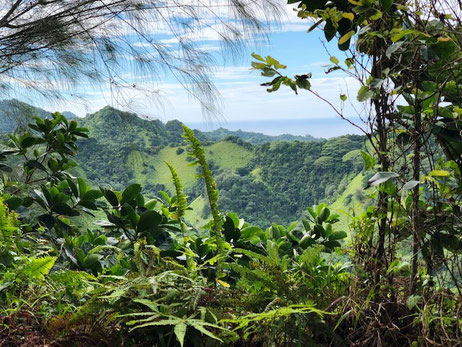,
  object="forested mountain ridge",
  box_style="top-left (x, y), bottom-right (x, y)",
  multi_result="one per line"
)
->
top-left (75, 106), bottom-right (365, 227)
top-left (0, 100), bottom-right (365, 227)
top-left (201, 127), bottom-right (321, 144)
top-left (0, 99), bottom-right (77, 134)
